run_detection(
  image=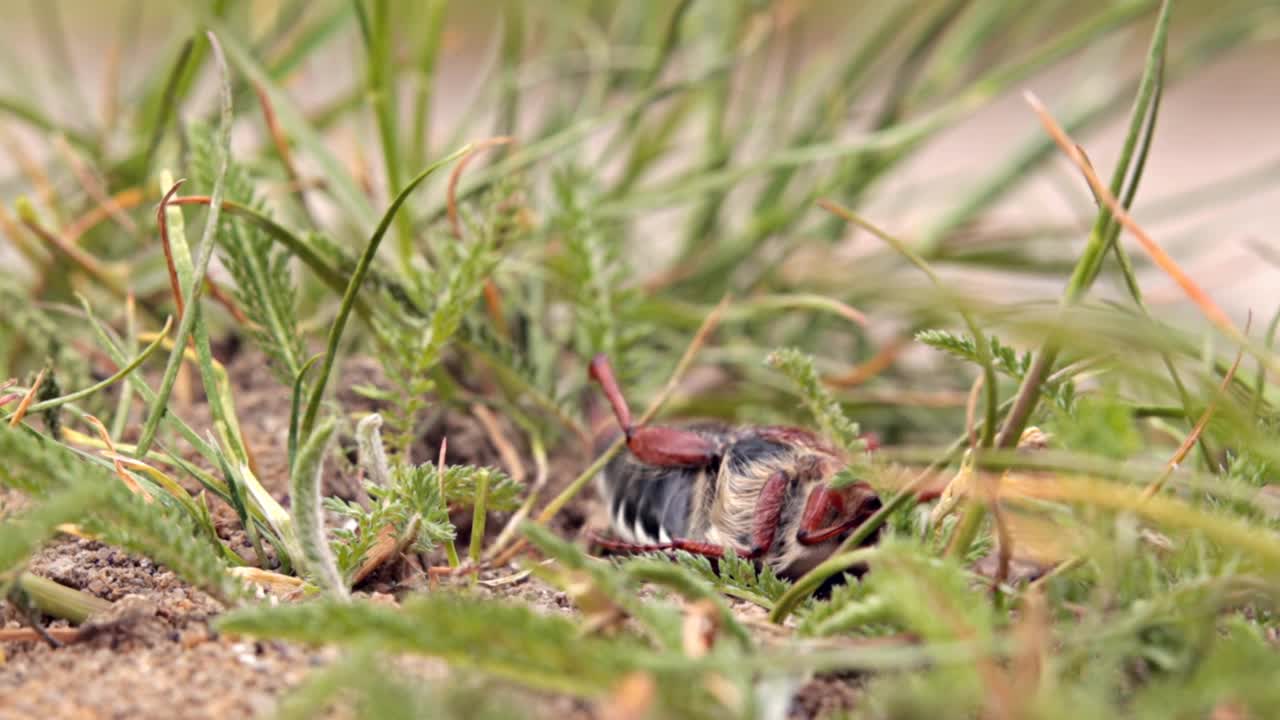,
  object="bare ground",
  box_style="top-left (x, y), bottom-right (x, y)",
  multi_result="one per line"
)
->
top-left (0, 345), bottom-right (862, 719)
